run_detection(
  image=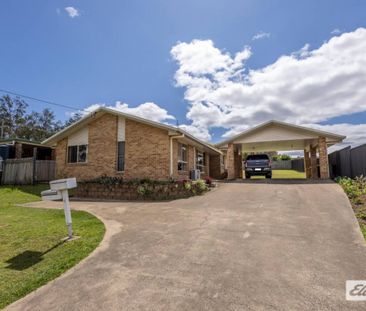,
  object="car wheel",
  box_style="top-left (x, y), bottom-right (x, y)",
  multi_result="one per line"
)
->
top-left (245, 173), bottom-right (251, 179)
top-left (266, 174), bottom-right (272, 179)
